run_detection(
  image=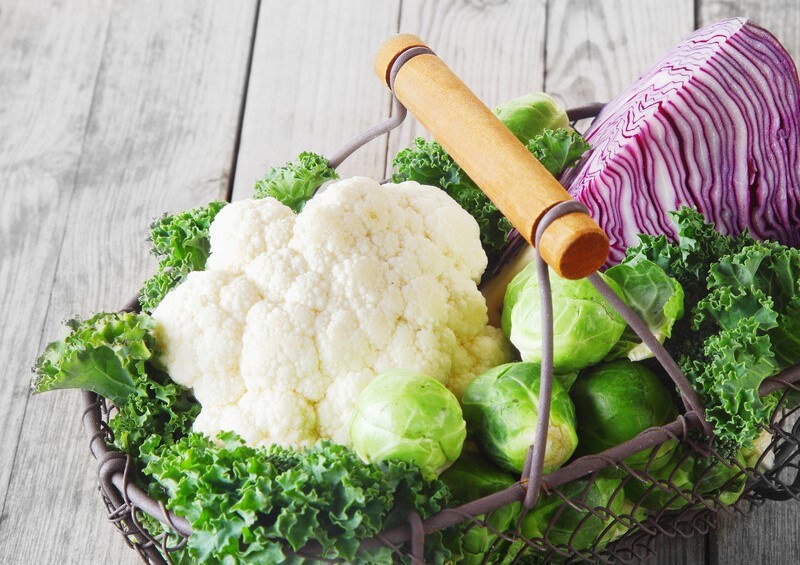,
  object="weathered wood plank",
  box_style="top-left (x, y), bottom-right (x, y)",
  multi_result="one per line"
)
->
top-left (0, 0), bottom-right (114, 522)
top-left (700, 0), bottom-right (800, 64)
top-left (384, 0), bottom-right (548, 177)
top-left (231, 0), bottom-right (400, 200)
top-left (0, 1), bottom-right (257, 562)
top-left (544, 1), bottom-right (700, 563)
top-left (696, 4), bottom-right (800, 564)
